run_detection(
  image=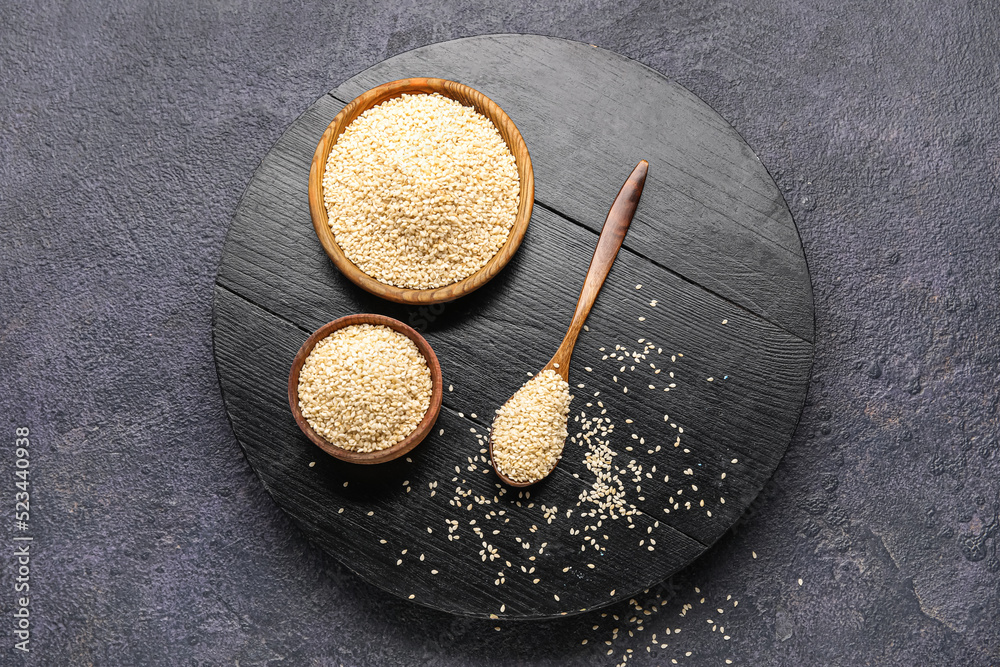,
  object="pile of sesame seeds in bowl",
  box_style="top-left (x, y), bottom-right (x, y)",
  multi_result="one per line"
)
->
top-left (321, 91), bottom-right (521, 290)
top-left (296, 323), bottom-right (433, 453)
